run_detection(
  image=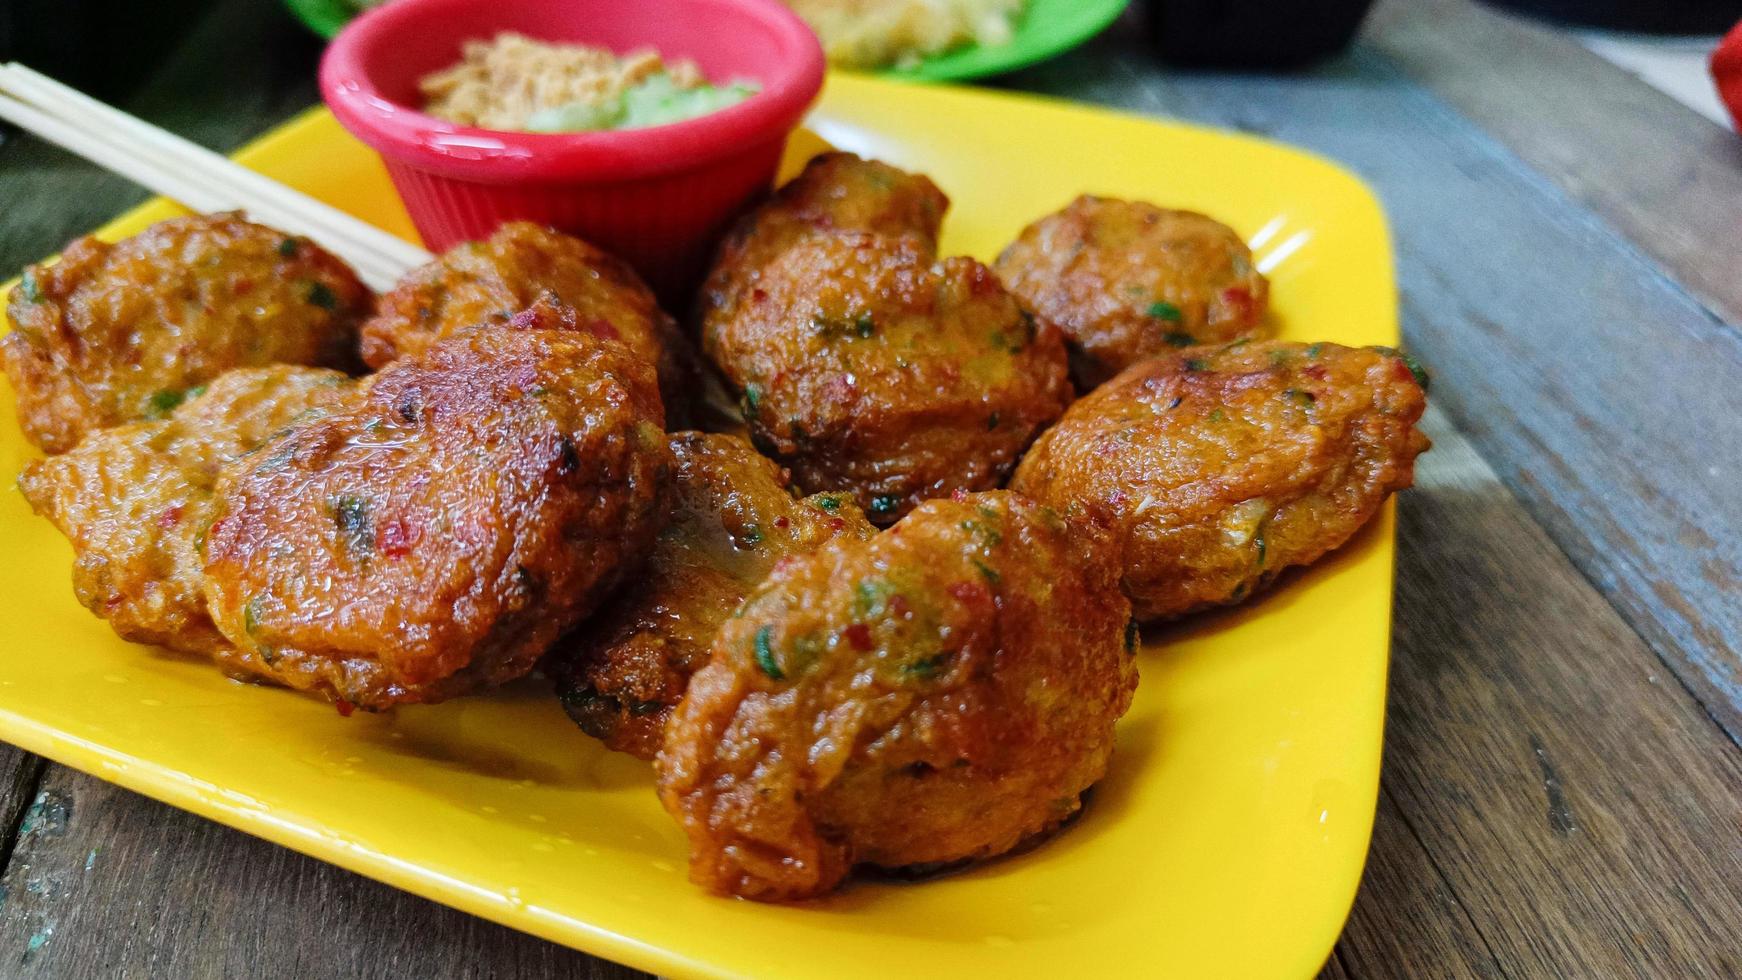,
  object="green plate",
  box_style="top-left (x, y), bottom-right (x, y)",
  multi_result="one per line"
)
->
top-left (879, 0), bottom-right (1130, 82)
top-left (282, 0), bottom-right (1130, 81)
top-left (283, 0), bottom-right (358, 40)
